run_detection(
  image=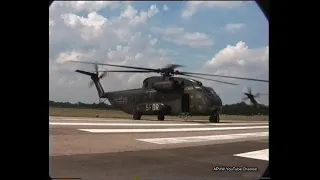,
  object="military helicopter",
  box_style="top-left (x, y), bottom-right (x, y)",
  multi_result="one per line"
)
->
top-left (242, 87), bottom-right (269, 108)
top-left (71, 61), bottom-right (268, 123)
